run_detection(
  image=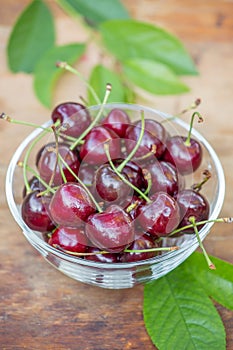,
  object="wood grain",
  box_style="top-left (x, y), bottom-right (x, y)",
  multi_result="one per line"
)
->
top-left (1, 1), bottom-right (233, 349)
